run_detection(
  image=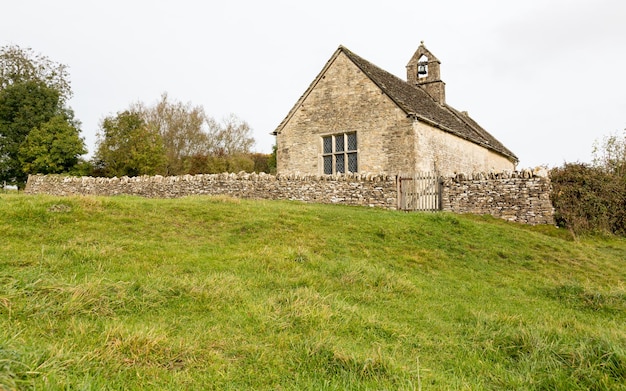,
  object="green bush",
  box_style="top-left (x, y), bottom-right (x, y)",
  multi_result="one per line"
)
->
top-left (550, 163), bottom-right (626, 235)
